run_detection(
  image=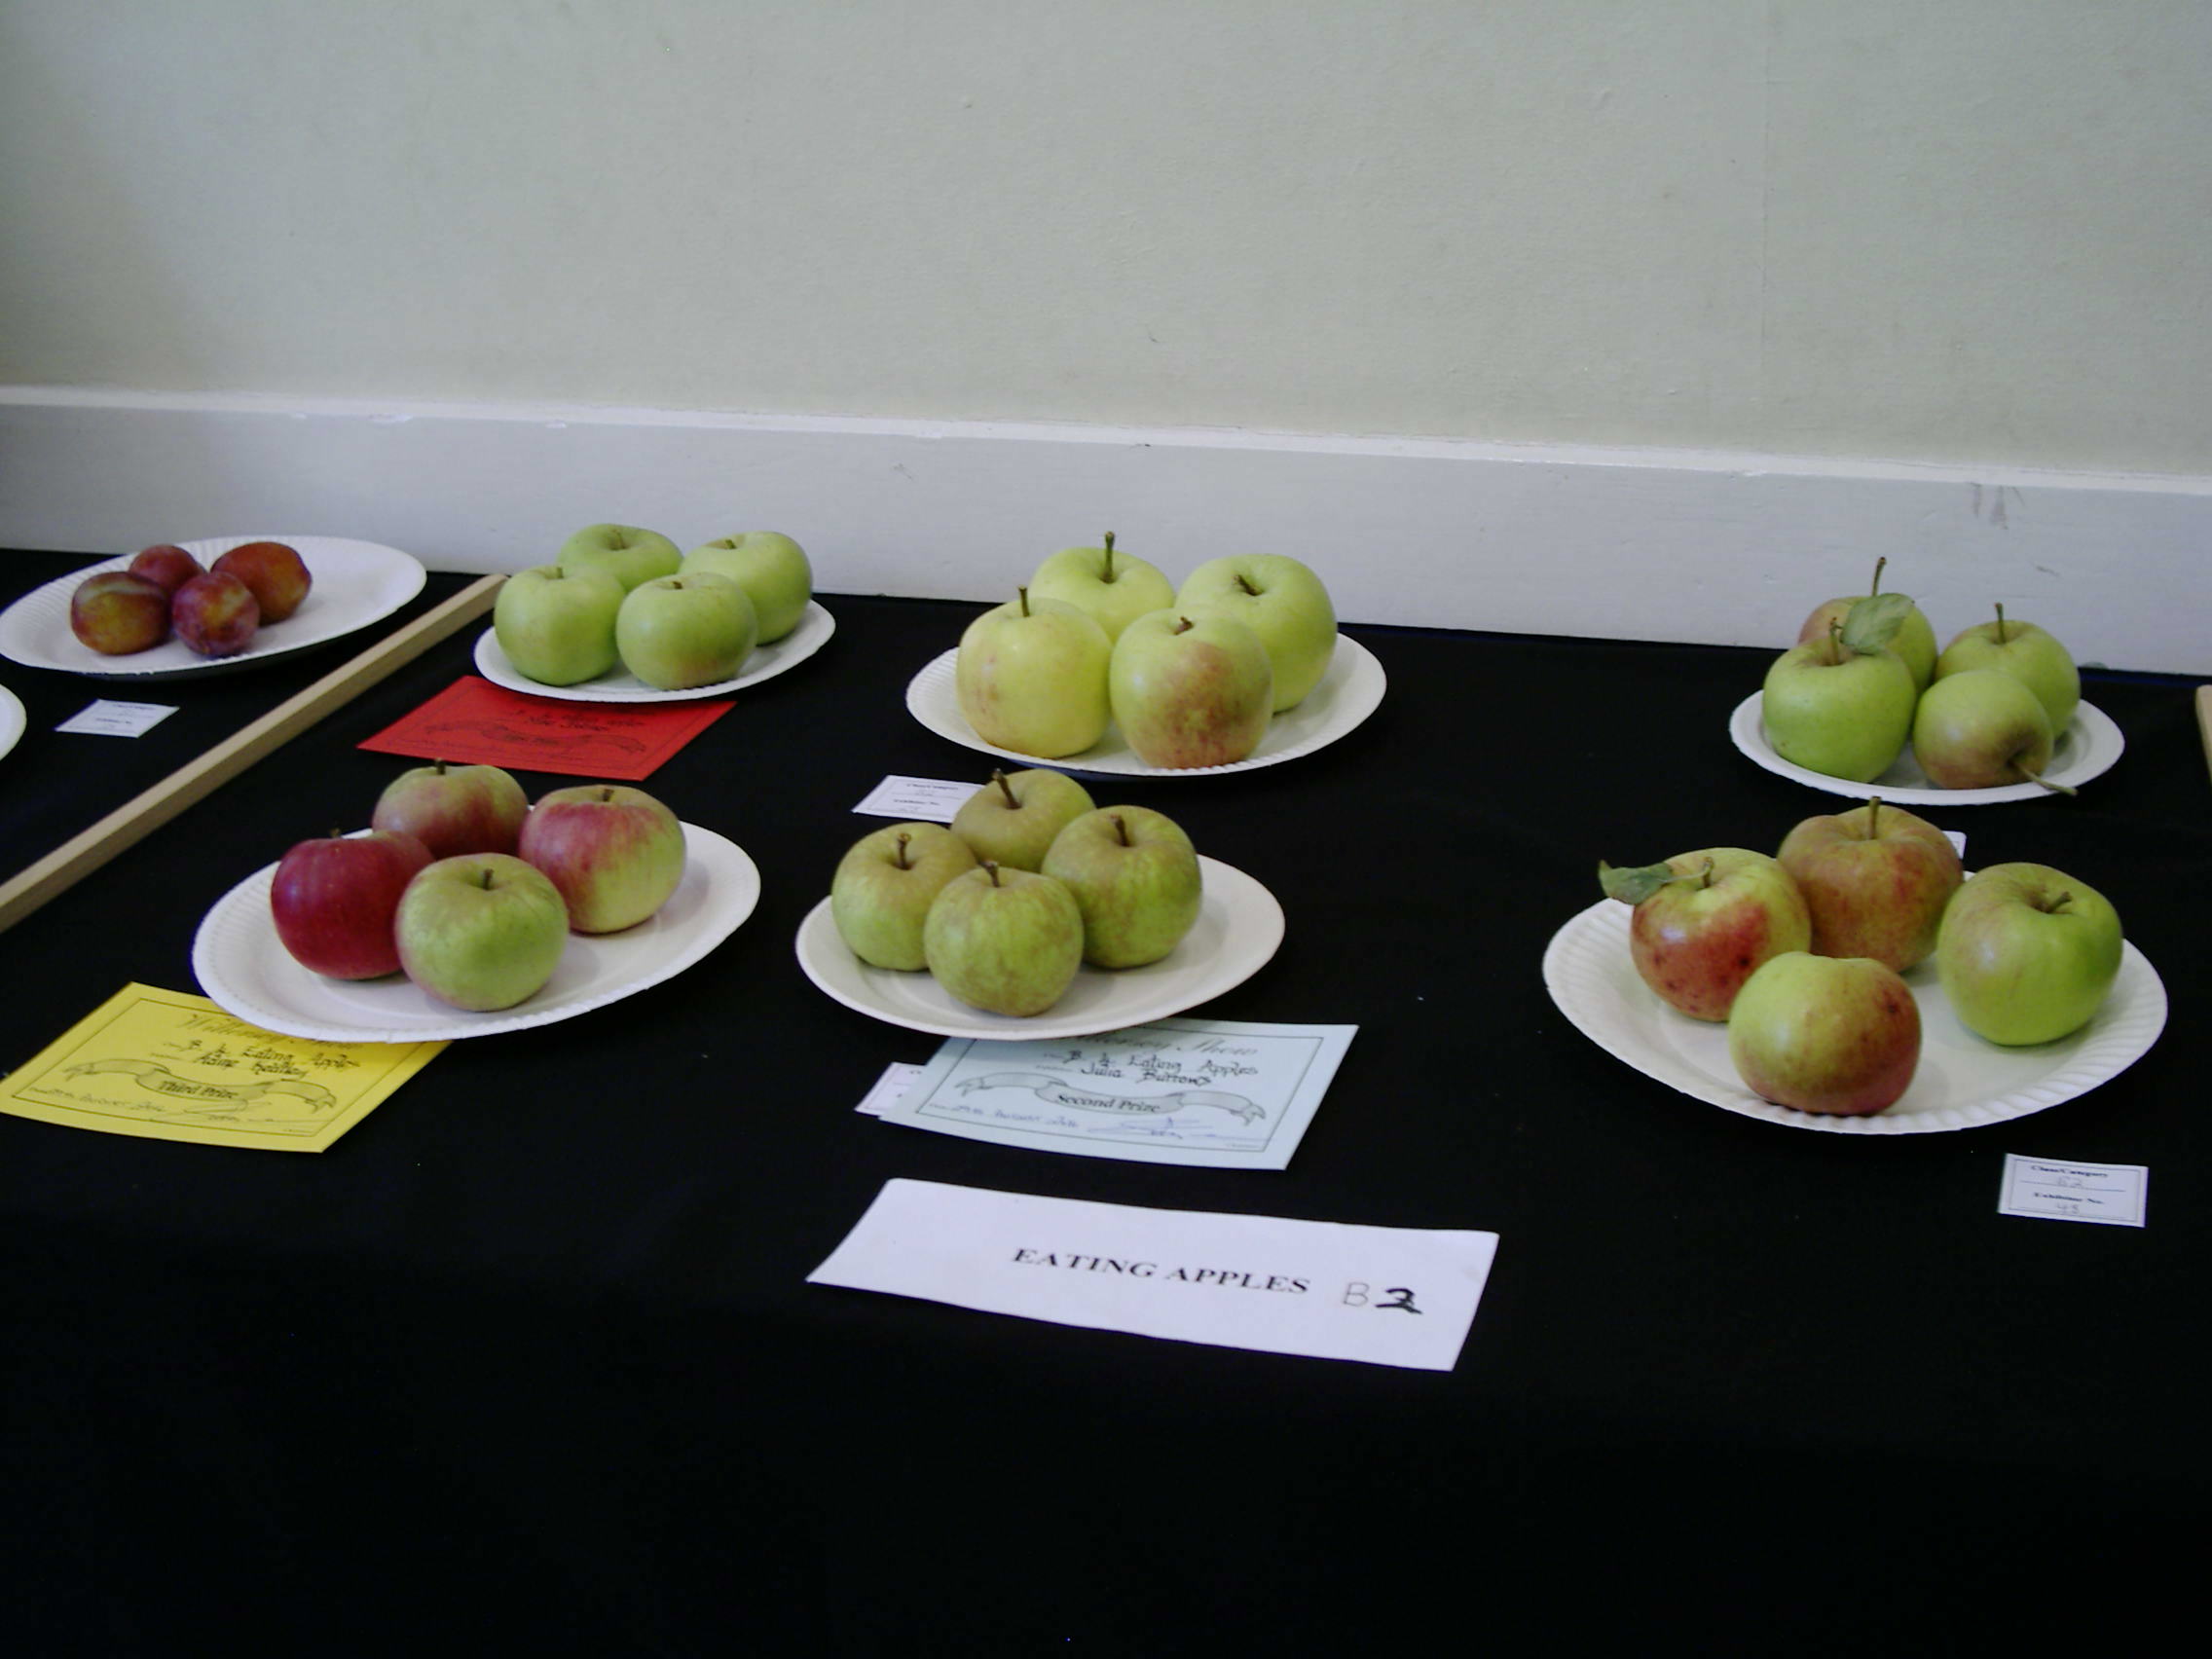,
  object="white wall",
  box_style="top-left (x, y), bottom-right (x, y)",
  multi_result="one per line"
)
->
top-left (2, 4), bottom-right (2207, 669)
top-left (5, 0), bottom-right (2207, 473)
